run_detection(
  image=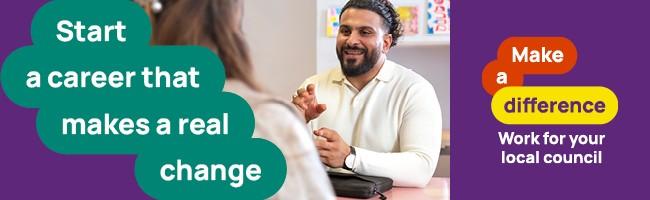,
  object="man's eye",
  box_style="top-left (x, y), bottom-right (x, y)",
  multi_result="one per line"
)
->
top-left (340, 29), bottom-right (351, 35)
